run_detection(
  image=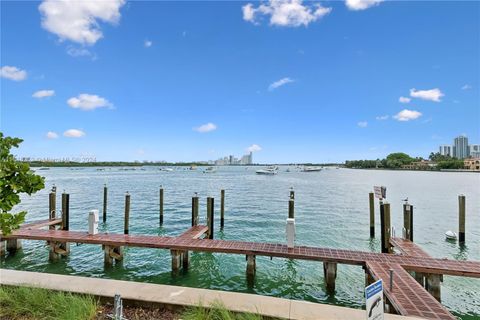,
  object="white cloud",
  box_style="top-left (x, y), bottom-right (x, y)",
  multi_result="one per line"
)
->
top-left (67, 94), bottom-right (112, 111)
top-left (194, 122), bottom-right (217, 133)
top-left (246, 144), bottom-right (262, 153)
top-left (66, 46), bottom-right (95, 58)
top-left (399, 96), bottom-right (411, 104)
top-left (46, 131), bottom-right (59, 139)
top-left (393, 109), bottom-right (422, 122)
top-left (63, 129), bottom-right (85, 138)
top-left (33, 90), bottom-right (55, 99)
top-left (375, 115), bottom-right (389, 120)
top-left (410, 88), bottom-right (444, 102)
top-left (144, 40), bottom-right (152, 48)
top-left (1, 66), bottom-right (27, 81)
top-left (38, 0), bottom-right (125, 45)
top-left (461, 84), bottom-right (472, 90)
top-left (345, 0), bottom-right (383, 11)
top-left (269, 77), bottom-right (294, 91)
top-left (357, 121), bottom-right (368, 128)
top-left (242, 0), bottom-right (332, 27)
